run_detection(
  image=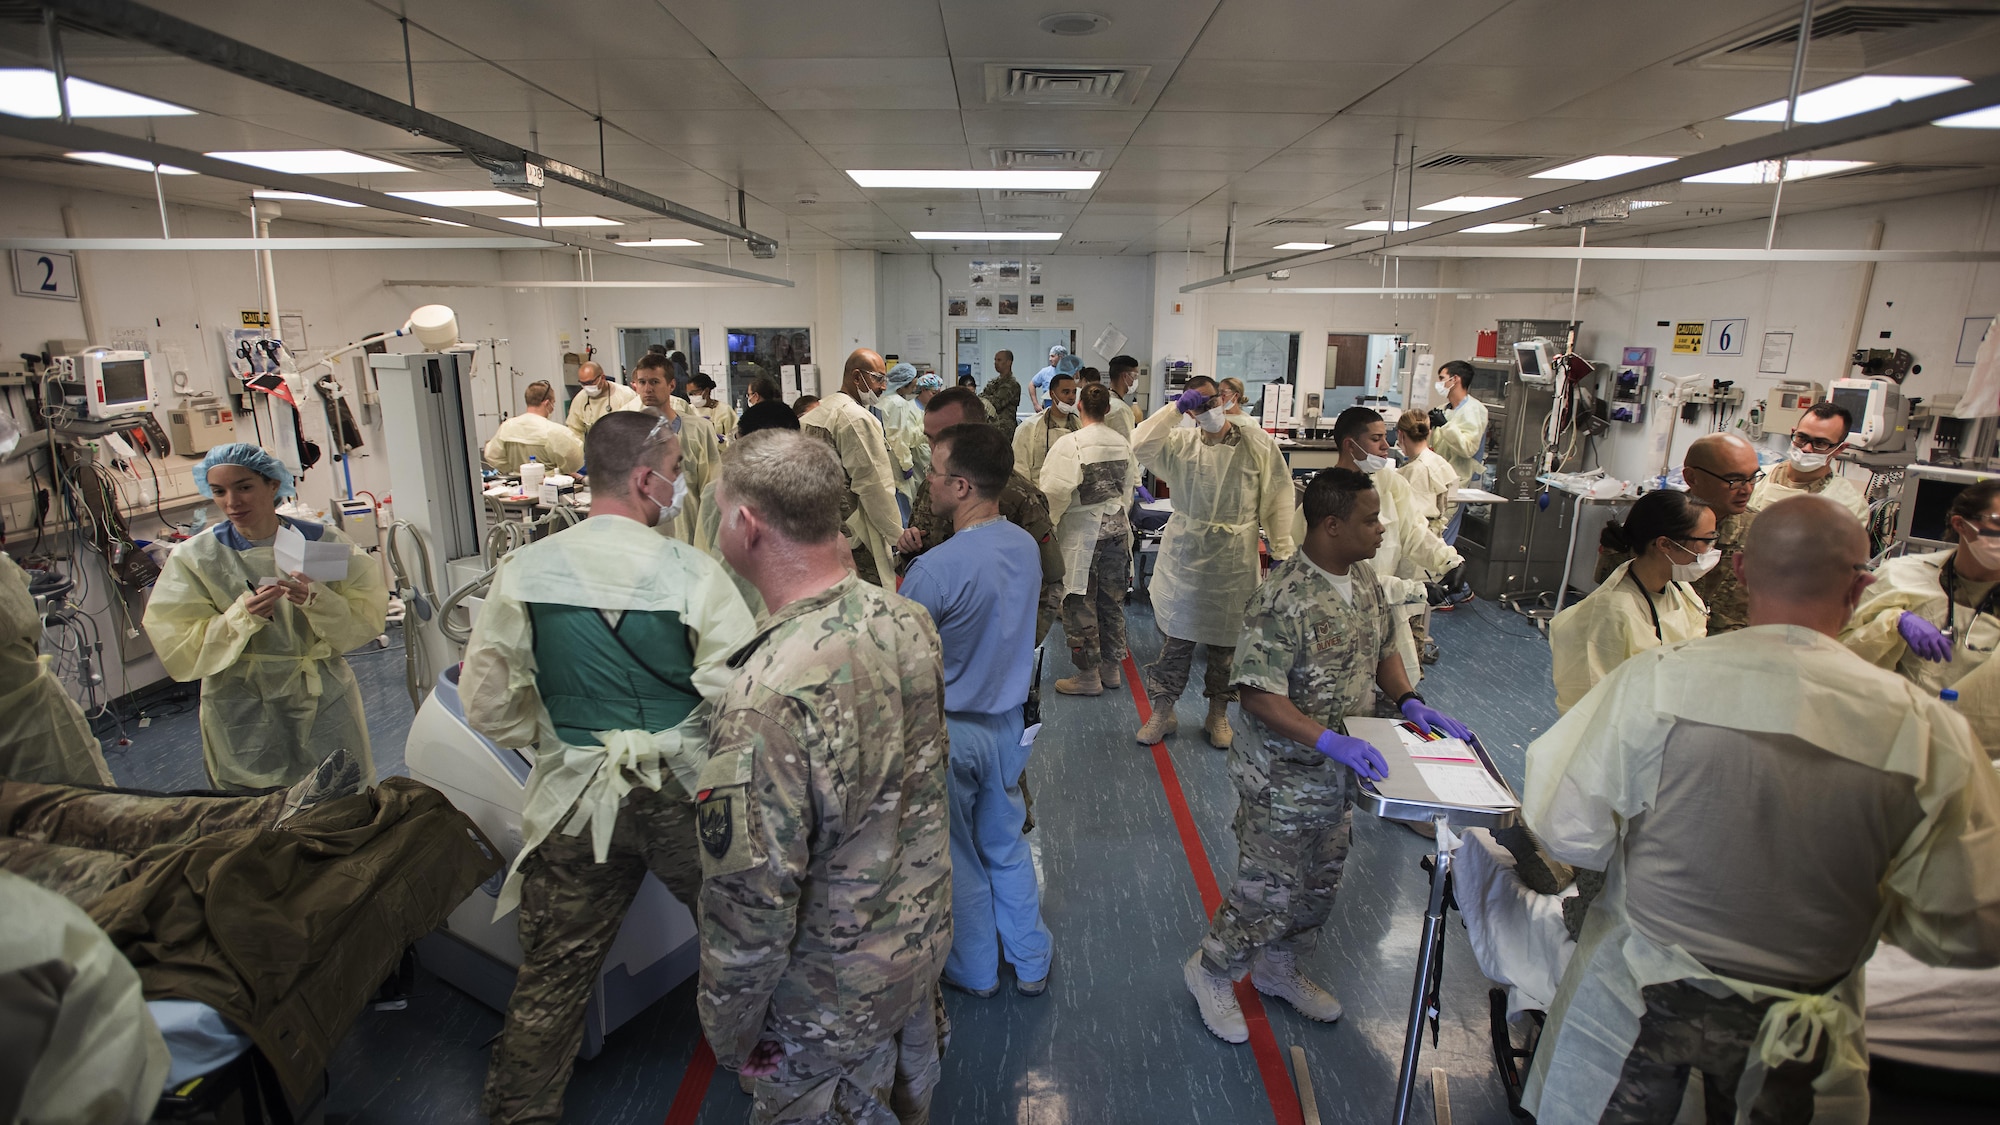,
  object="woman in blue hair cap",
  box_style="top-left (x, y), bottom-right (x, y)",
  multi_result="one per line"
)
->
top-left (142, 443), bottom-right (388, 789)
